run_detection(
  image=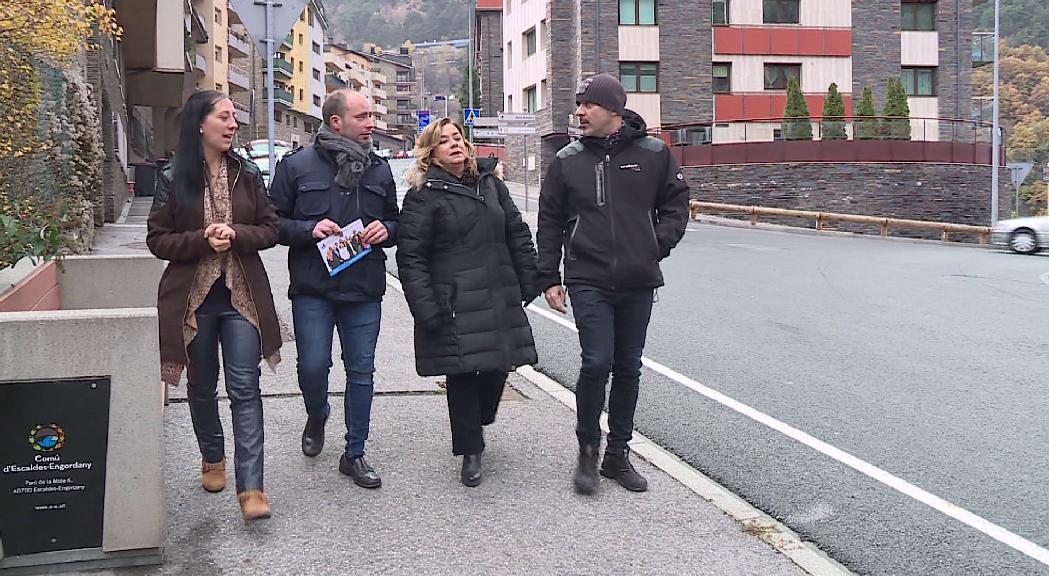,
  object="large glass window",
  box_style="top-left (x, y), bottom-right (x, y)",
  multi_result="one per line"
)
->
top-left (525, 28), bottom-right (537, 56)
top-left (763, 63), bottom-right (801, 90)
top-left (620, 62), bottom-right (658, 93)
top-left (763, 0), bottom-right (799, 24)
top-left (619, 0), bottom-right (656, 25)
top-left (902, 1), bottom-right (936, 31)
top-left (901, 67), bottom-right (937, 96)
top-left (525, 85), bottom-right (538, 112)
